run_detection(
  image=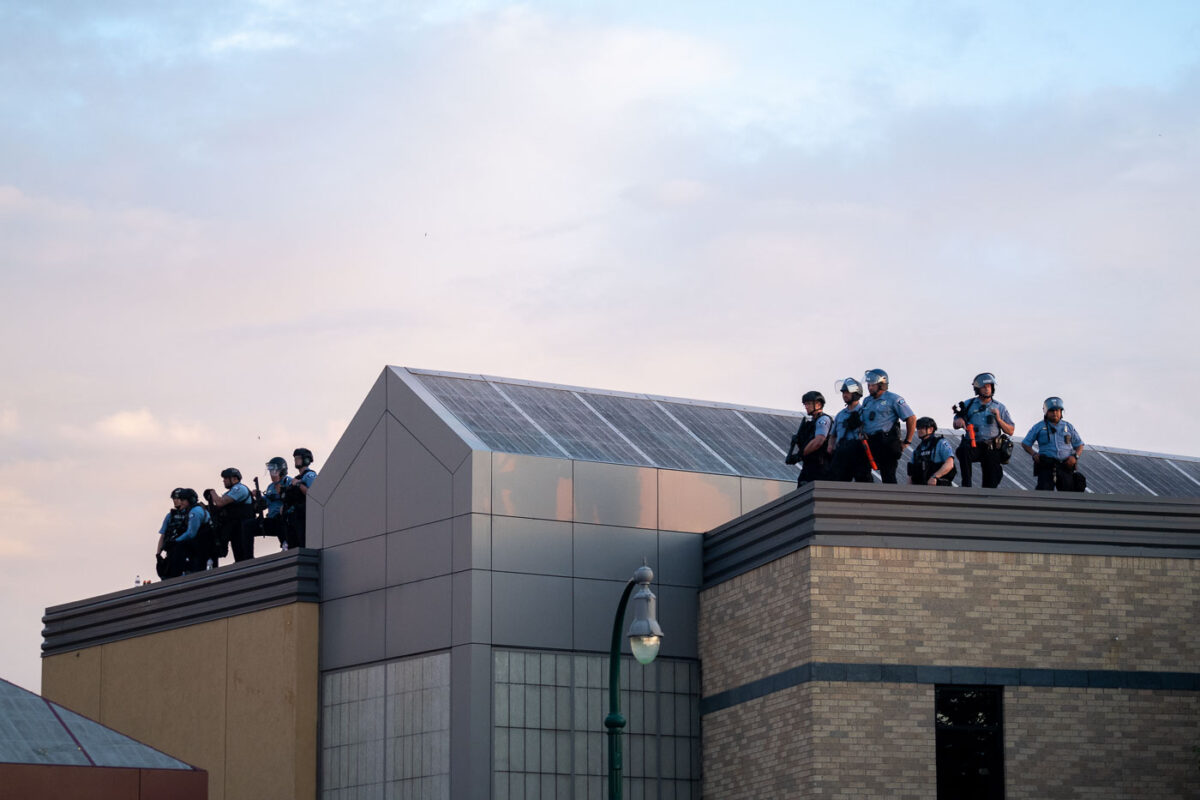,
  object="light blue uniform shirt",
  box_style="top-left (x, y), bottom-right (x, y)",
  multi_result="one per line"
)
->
top-left (1022, 419), bottom-right (1084, 460)
top-left (832, 403), bottom-right (865, 444)
top-left (158, 511), bottom-right (174, 536)
top-left (176, 506), bottom-right (211, 543)
top-left (916, 436), bottom-right (955, 467)
top-left (810, 414), bottom-right (833, 440)
top-left (958, 398), bottom-right (1014, 441)
top-left (264, 477), bottom-right (292, 518)
top-left (225, 481), bottom-right (253, 506)
top-left (861, 391), bottom-right (914, 435)
top-left (297, 469), bottom-right (317, 488)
